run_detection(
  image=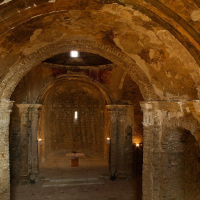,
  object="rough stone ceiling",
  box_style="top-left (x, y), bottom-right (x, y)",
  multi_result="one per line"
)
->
top-left (0, 0), bottom-right (200, 101)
